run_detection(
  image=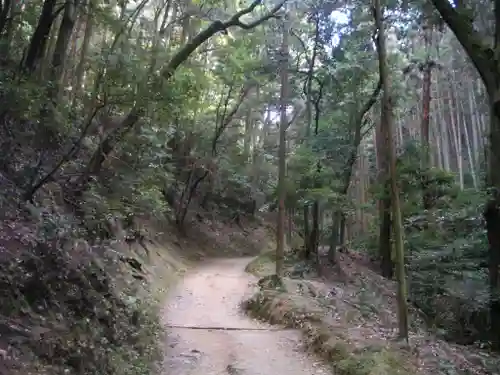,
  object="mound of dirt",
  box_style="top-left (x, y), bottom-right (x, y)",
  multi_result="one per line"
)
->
top-left (243, 251), bottom-right (500, 375)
